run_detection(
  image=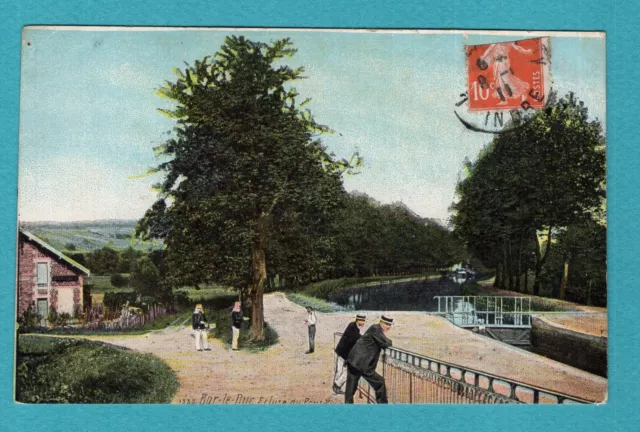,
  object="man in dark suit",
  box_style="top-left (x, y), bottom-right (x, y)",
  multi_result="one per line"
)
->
top-left (344, 315), bottom-right (393, 404)
top-left (333, 313), bottom-right (366, 394)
